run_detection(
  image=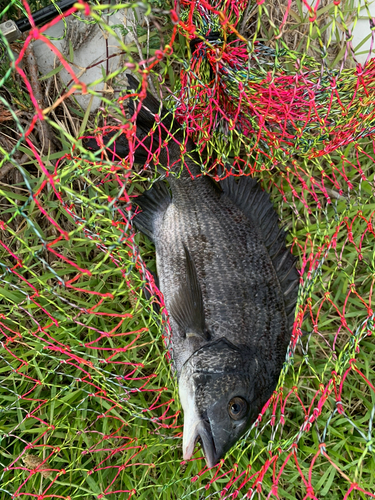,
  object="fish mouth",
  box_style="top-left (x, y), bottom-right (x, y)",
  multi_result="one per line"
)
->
top-left (183, 418), bottom-right (218, 468)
